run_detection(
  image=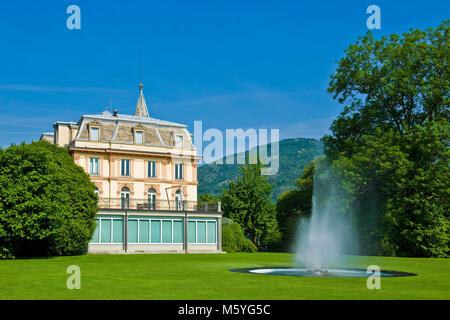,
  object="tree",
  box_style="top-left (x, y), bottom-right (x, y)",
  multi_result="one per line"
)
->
top-left (276, 160), bottom-right (315, 250)
top-left (221, 157), bottom-right (279, 249)
top-left (0, 140), bottom-right (98, 259)
top-left (198, 193), bottom-right (219, 205)
top-left (324, 21), bottom-right (450, 257)
top-left (325, 20), bottom-right (449, 159)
